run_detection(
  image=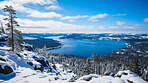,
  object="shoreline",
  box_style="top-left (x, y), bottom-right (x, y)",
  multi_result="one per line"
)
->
top-left (47, 44), bottom-right (64, 50)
